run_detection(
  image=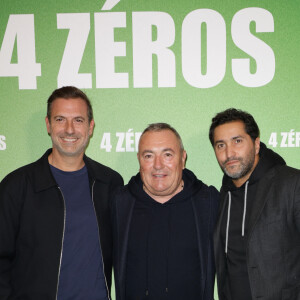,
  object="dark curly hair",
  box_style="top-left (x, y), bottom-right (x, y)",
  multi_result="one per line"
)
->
top-left (209, 108), bottom-right (260, 145)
